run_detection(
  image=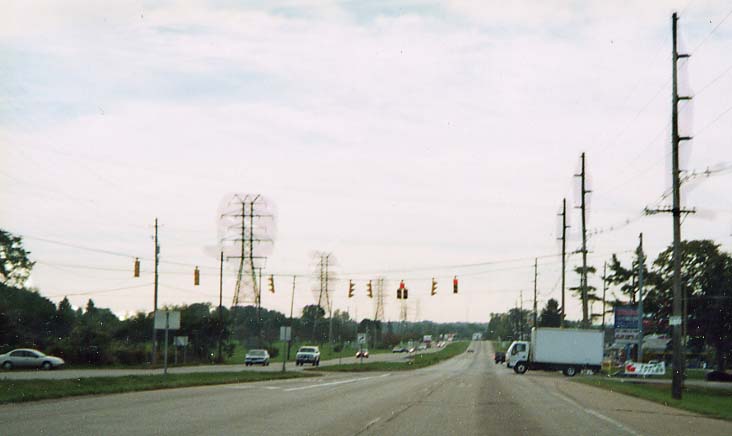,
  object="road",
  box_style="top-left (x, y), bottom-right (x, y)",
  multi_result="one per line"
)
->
top-left (2, 341), bottom-right (730, 435)
top-left (0, 348), bottom-right (438, 380)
